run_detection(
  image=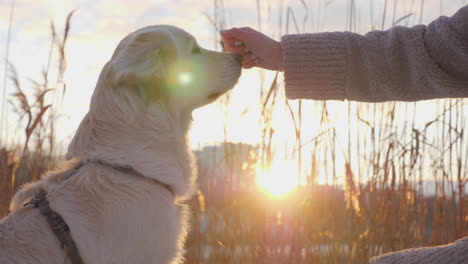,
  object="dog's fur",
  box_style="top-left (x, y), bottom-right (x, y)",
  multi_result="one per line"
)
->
top-left (0, 25), bottom-right (241, 263)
